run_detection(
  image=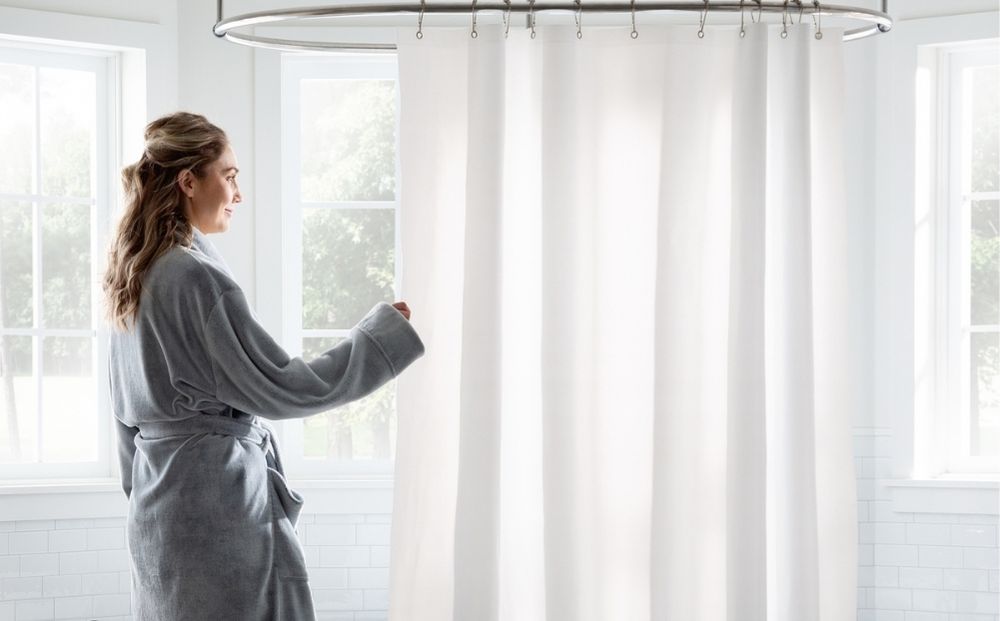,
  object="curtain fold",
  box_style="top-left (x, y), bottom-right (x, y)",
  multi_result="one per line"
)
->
top-left (391, 23), bottom-right (858, 621)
